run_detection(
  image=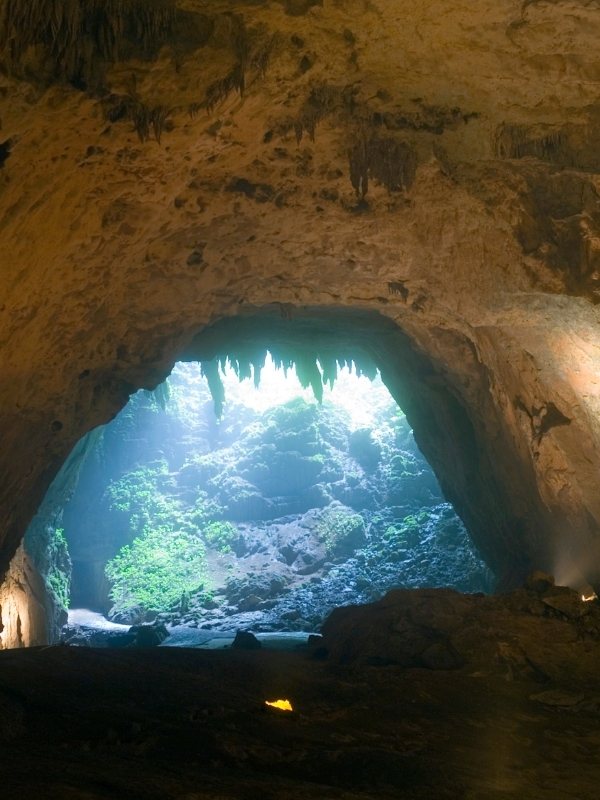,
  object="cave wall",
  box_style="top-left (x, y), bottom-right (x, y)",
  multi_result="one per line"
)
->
top-left (0, 545), bottom-right (52, 648)
top-left (1, 0), bottom-right (600, 642)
